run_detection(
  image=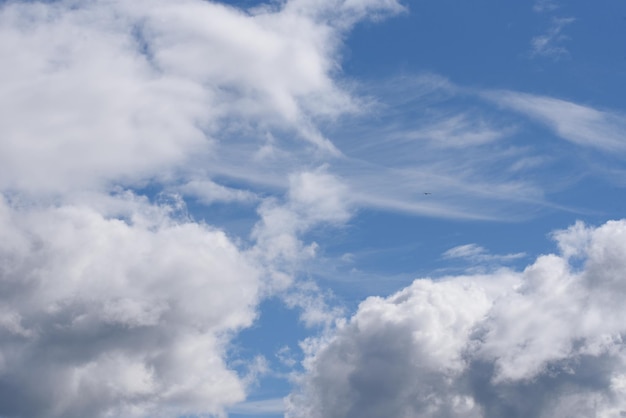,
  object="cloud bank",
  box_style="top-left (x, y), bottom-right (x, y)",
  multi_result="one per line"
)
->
top-left (0, 0), bottom-right (401, 416)
top-left (288, 219), bottom-right (626, 418)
